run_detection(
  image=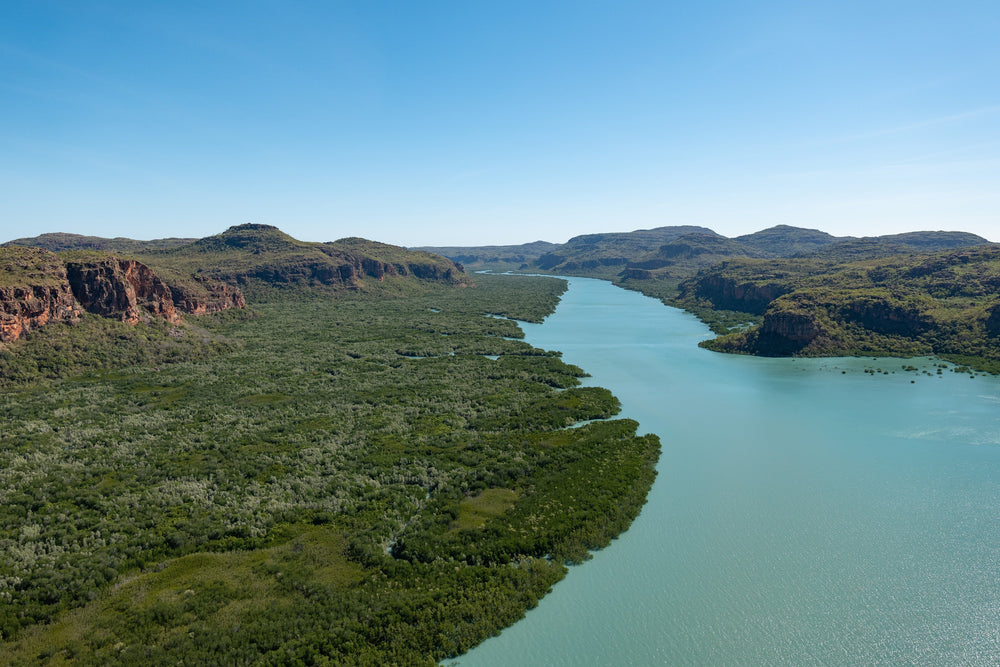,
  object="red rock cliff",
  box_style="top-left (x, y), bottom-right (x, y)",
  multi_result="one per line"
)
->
top-left (0, 248), bottom-right (82, 343)
top-left (168, 275), bottom-right (246, 315)
top-left (65, 257), bottom-right (181, 324)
